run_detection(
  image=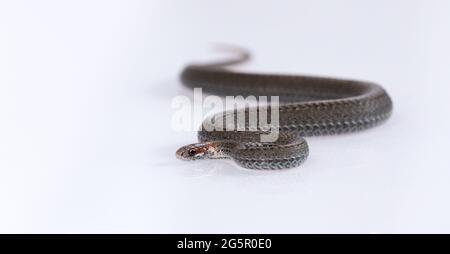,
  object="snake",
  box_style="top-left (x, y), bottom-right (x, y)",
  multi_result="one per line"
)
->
top-left (175, 47), bottom-right (393, 169)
